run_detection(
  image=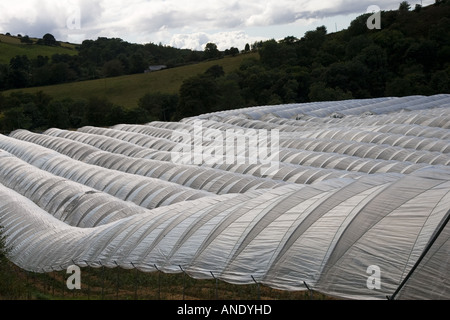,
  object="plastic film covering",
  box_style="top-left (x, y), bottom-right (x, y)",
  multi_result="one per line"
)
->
top-left (0, 134), bottom-right (211, 210)
top-left (0, 94), bottom-right (449, 300)
top-left (10, 129), bottom-right (285, 194)
top-left (193, 94), bottom-right (450, 120)
top-left (0, 150), bottom-right (155, 228)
